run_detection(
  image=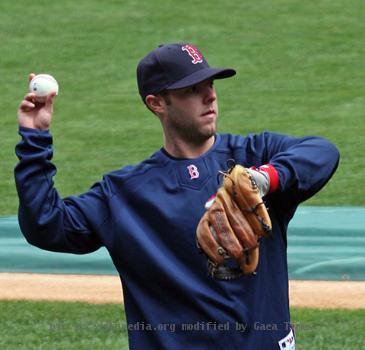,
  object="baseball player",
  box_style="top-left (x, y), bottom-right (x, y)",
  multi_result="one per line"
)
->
top-left (15, 43), bottom-right (339, 349)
